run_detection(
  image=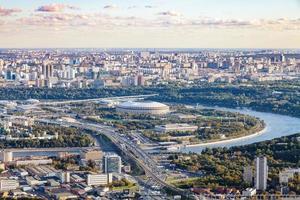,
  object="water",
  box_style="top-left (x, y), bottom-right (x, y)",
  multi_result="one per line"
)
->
top-left (180, 106), bottom-right (300, 153)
